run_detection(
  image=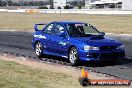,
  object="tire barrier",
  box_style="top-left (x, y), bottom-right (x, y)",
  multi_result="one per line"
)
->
top-left (25, 9), bottom-right (39, 13)
top-left (1, 9), bottom-right (132, 14)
